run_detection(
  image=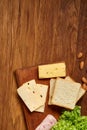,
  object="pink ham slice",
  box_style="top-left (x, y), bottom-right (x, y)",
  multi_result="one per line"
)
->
top-left (35, 114), bottom-right (57, 130)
